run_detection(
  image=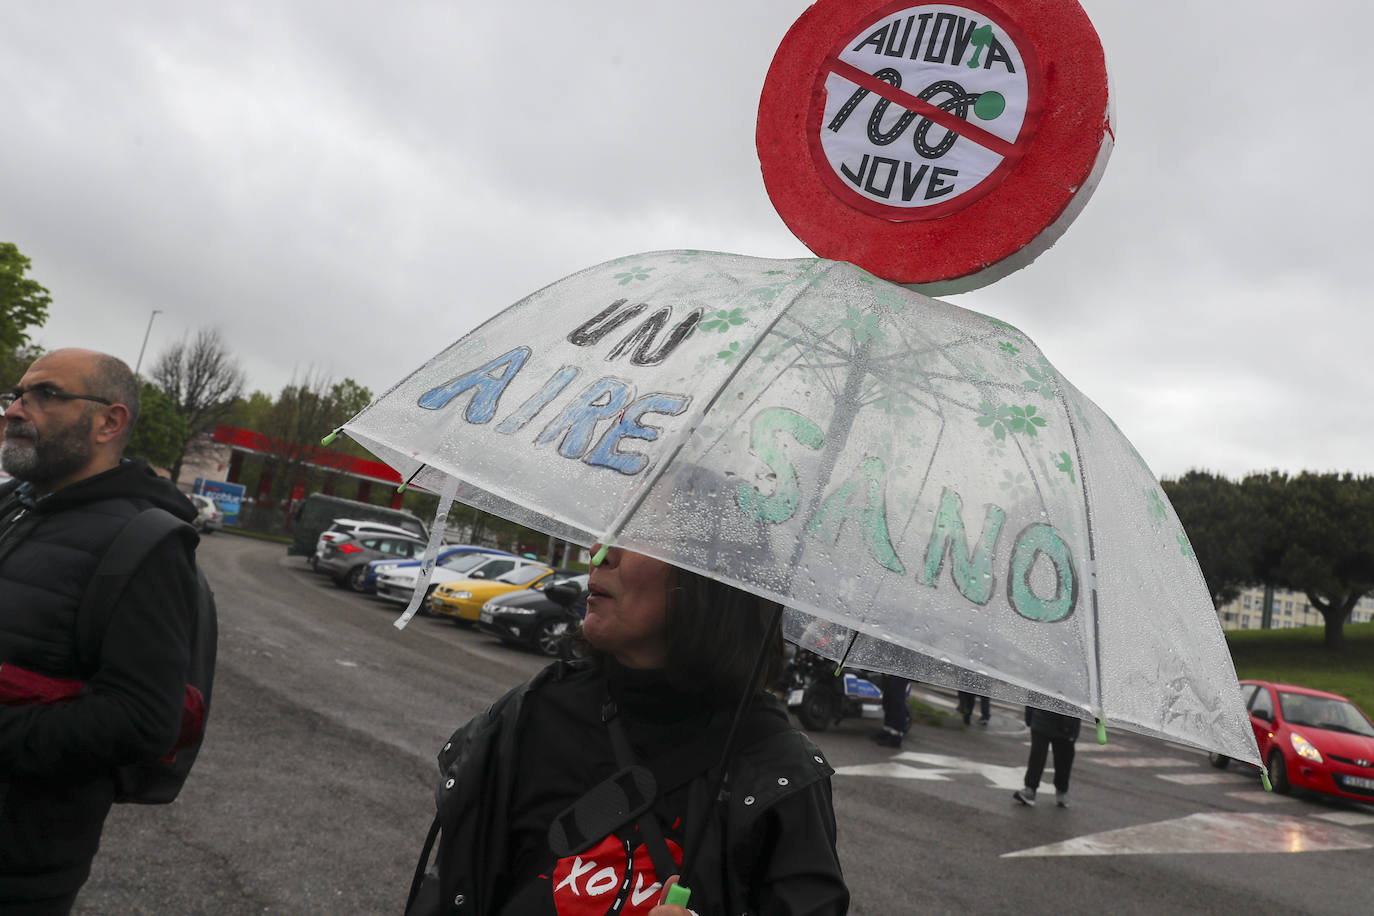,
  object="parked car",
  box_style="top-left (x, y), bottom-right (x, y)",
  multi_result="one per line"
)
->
top-left (1213, 679), bottom-right (1374, 804)
top-left (360, 544), bottom-right (518, 595)
top-left (476, 572), bottom-right (587, 657)
top-left (317, 532), bottom-right (429, 591)
top-left (188, 493), bottom-right (223, 533)
top-left (428, 565), bottom-right (572, 625)
top-left (374, 553), bottom-right (534, 606)
top-left (311, 518), bottom-right (431, 571)
top-left (288, 492), bottom-right (427, 559)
